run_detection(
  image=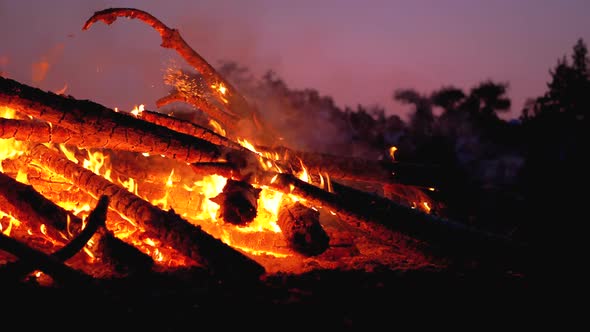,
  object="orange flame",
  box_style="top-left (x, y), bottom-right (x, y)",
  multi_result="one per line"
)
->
top-left (211, 82), bottom-right (228, 104)
top-left (389, 146), bottom-right (397, 160)
top-left (209, 119), bottom-right (226, 137)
